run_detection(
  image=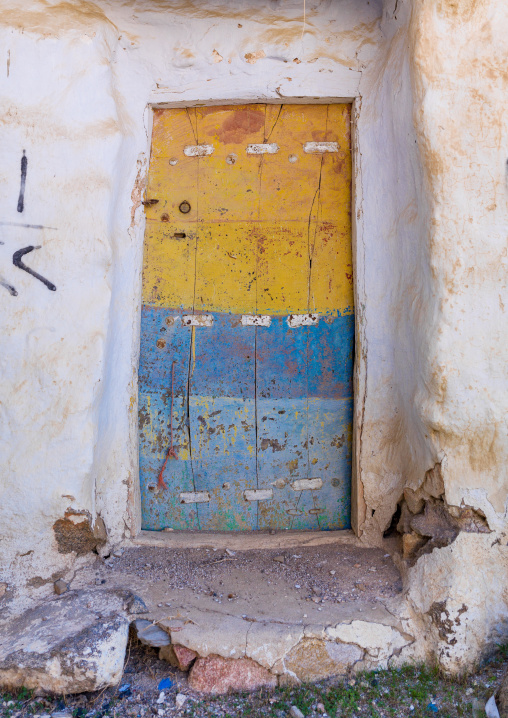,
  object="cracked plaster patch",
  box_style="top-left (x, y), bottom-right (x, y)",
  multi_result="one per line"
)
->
top-left (246, 622), bottom-right (304, 672)
top-left (159, 613), bottom-right (248, 660)
top-left (326, 621), bottom-right (413, 661)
